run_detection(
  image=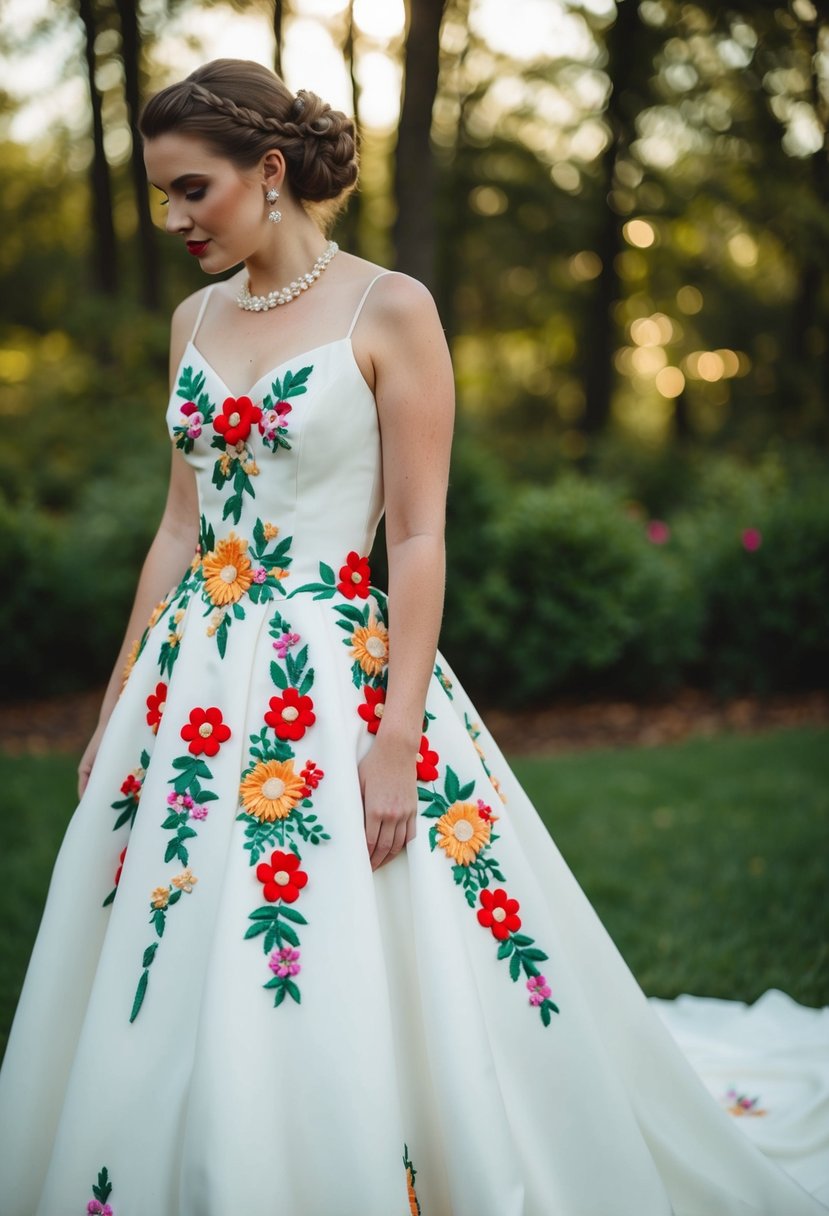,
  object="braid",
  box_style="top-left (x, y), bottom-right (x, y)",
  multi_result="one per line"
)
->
top-left (187, 82), bottom-right (283, 134)
top-left (187, 83), bottom-right (333, 141)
